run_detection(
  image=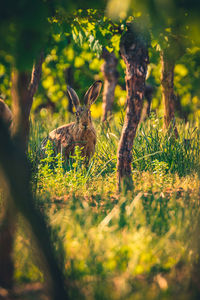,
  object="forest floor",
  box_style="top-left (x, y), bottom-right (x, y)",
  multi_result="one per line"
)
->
top-left (1, 115), bottom-right (200, 300)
